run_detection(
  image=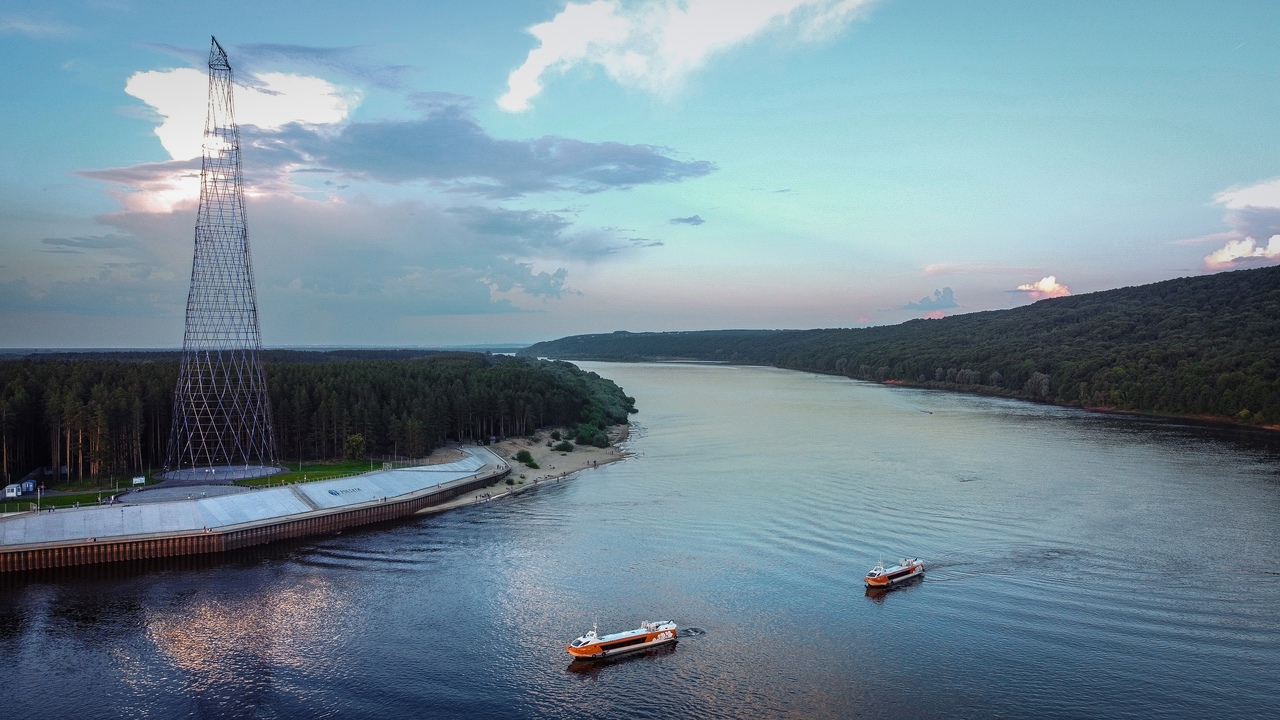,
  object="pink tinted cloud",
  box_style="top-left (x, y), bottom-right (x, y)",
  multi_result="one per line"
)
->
top-left (923, 310), bottom-right (945, 319)
top-left (1204, 235), bottom-right (1280, 269)
top-left (1189, 178), bottom-right (1280, 270)
top-left (1015, 276), bottom-right (1071, 300)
